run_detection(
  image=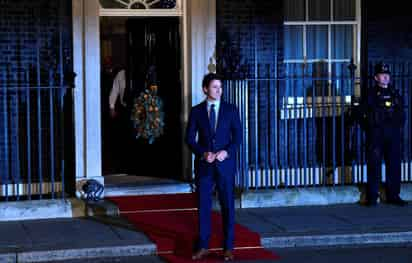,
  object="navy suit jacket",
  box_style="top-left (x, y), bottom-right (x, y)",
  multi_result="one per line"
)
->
top-left (185, 100), bottom-right (242, 177)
